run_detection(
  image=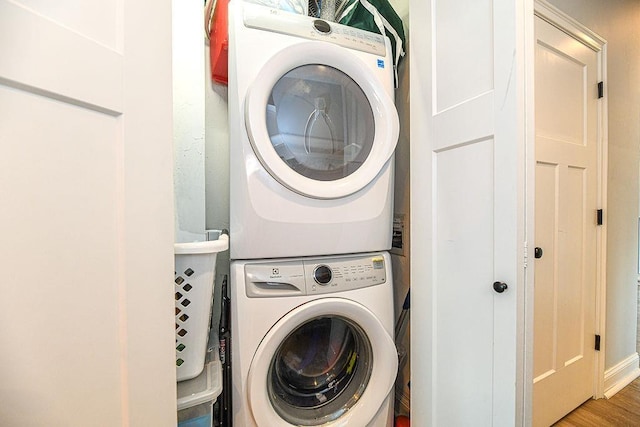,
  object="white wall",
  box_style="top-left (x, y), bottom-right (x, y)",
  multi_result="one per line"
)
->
top-left (204, 41), bottom-right (231, 333)
top-left (173, 0), bottom-right (207, 243)
top-left (173, 0), bottom-right (230, 353)
top-left (547, 0), bottom-right (640, 372)
top-left (204, 55), bottom-right (230, 234)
